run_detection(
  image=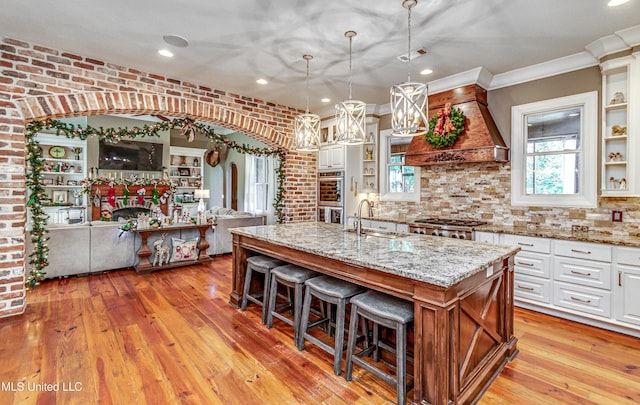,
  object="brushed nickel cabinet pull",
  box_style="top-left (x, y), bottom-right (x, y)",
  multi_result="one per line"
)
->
top-left (619, 271), bottom-right (622, 287)
top-left (517, 285), bottom-right (534, 291)
top-left (517, 261), bottom-right (535, 267)
top-left (570, 296), bottom-right (592, 304)
top-left (570, 248), bottom-right (591, 254)
top-left (570, 270), bottom-right (592, 277)
top-left (518, 242), bottom-right (534, 247)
